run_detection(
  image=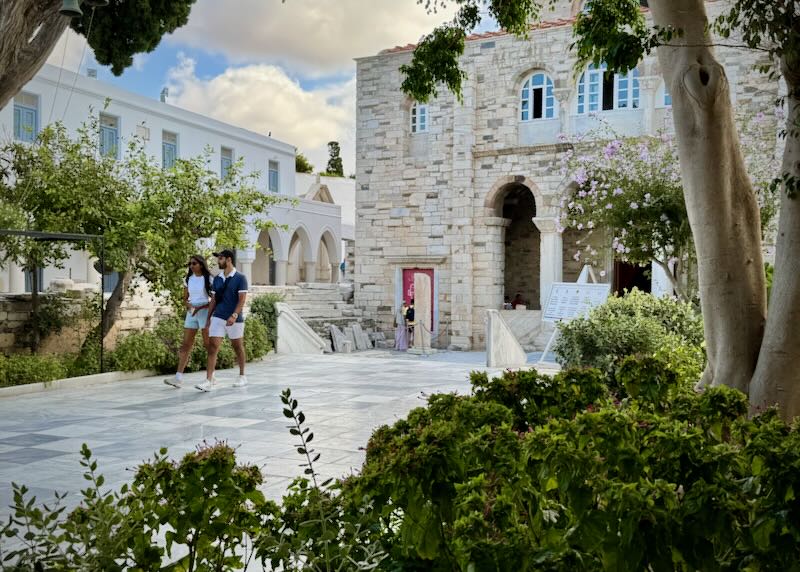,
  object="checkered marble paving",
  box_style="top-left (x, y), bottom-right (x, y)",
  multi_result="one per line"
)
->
top-left (0, 351), bottom-right (496, 519)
